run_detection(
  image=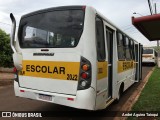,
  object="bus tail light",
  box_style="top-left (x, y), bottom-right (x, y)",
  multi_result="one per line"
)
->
top-left (80, 80), bottom-right (88, 87)
top-left (20, 90), bottom-right (25, 92)
top-left (82, 64), bottom-right (90, 71)
top-left (81, 72), bottom-right (88, 79)
top-left (67, 98), bottom-right (74, 101)
top-left (78, 57), bottom-right (92, 90)
top-left (13, 66), bottom-right (19, 84)
top-left (13, 67), bottom-right (17, 73)
top-left (82, 6), bottom-right (86, 11)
